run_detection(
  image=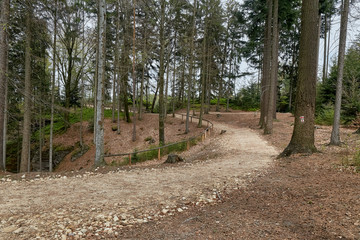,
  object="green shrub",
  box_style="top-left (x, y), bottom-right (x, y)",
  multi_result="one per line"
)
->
top-left (315, 104), bottom-right (334, 125)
